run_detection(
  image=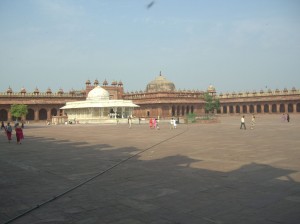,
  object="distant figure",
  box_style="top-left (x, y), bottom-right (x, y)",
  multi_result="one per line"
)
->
top-left (240, 115), bottom-right (246, 130)
top-left (1, 121), bottom-right (4, 129)
top-left (170, 118), bottom-right (174, 129)
top-left (251, 115), bottom-right (256, 129)
top-left (149, 118), bottom-right (153, 128)
top-left (5, 122), bottom-right (13, 143)
top-left (281, 113), bottom-right (286, 122)
top-left (287, 114), bottom-right (290, 122)
top-left (153, 118), bottom-right (157, 129)
top-left (173, 119), bottom-right (177, 129)
top-left (15, 123), bottom-right (24, 144)
top-left (128, 115), bottom-right (132, 128)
